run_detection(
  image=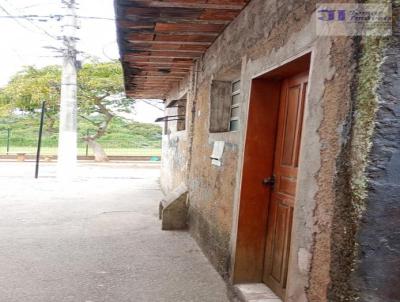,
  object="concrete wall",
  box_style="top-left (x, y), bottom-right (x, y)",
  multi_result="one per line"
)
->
top-left (160, 0), bottom-right (399, 301)
top-left (181, 3), bottom-right (353, 301)
top-left (160, 75), bottom-right (192, 194)
top-left (160, 130), bottom-right (188, 193)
